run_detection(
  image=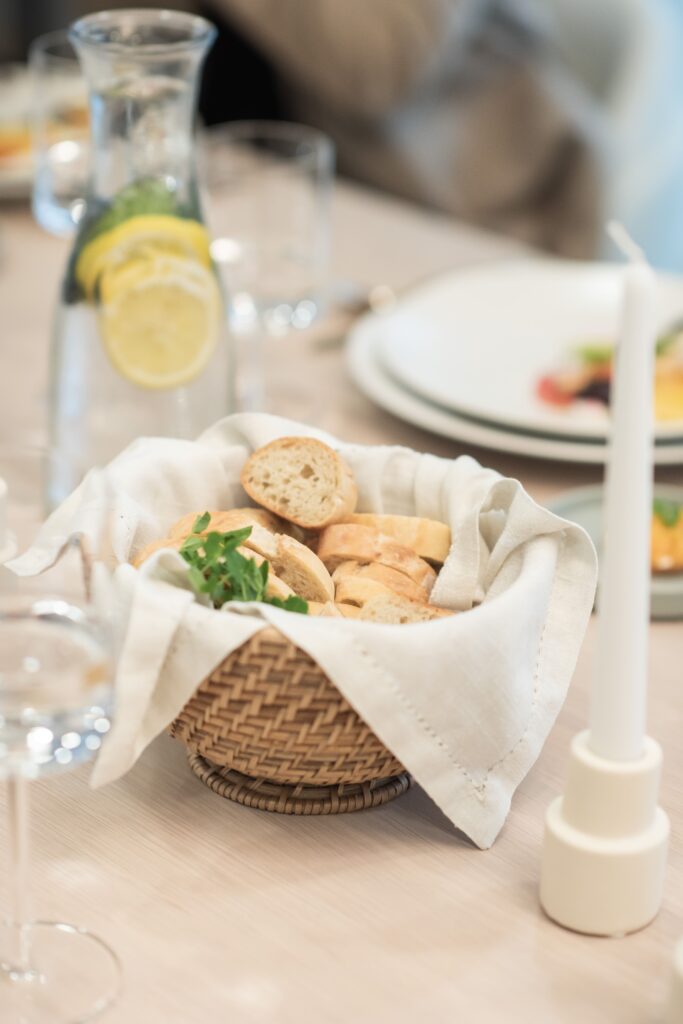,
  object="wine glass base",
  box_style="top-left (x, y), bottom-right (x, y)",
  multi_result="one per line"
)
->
top-left (0, 920), bottom-right (121, 1022)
